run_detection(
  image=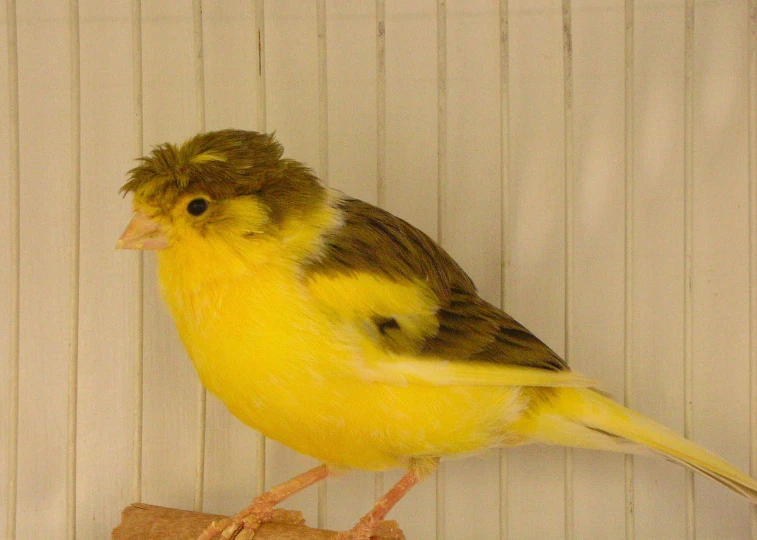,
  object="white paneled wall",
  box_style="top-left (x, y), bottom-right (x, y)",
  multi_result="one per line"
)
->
top-left (2, 1), bottom-right (757, 539)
